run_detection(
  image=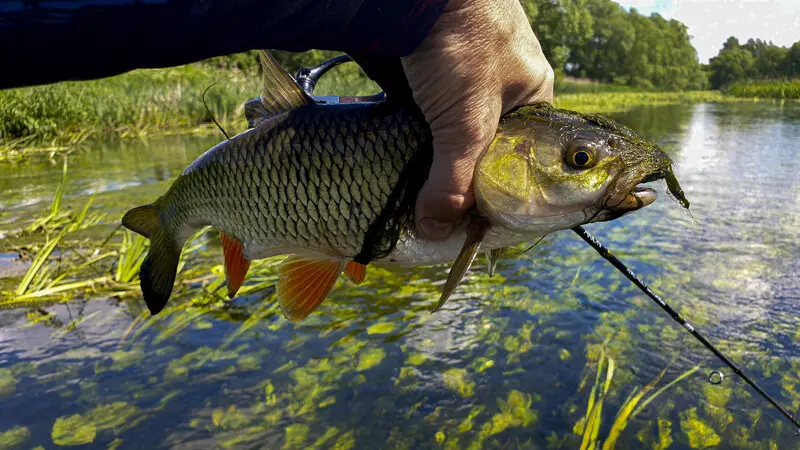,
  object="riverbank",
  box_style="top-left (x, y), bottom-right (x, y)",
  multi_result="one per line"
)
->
top-left (724, 80), bottom-right (800, 100)
top-left (0, 62), bottom-right (785, 160)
